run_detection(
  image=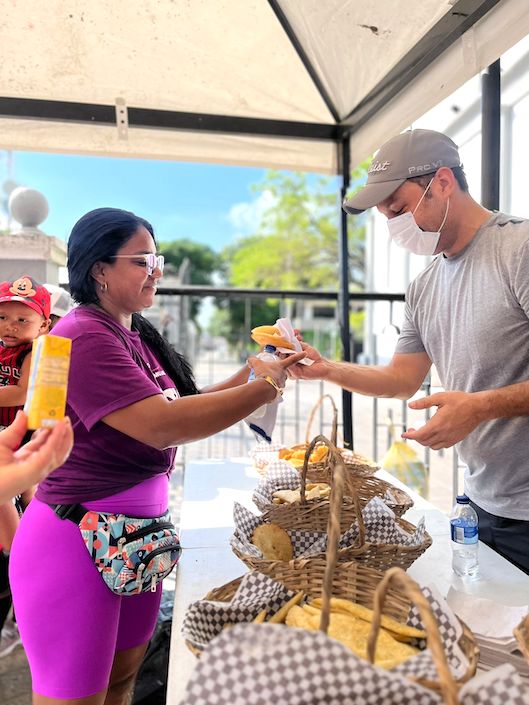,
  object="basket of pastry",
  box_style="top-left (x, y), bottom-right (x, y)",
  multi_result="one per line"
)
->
top-left (277, 396), bottom-right (413, 517)
top-left (181, 570), bottom-right (481, 704)
top-left (284, 394), bottom-right (379, 475)
top-left (232, 437), bottom-right (431, 578)
top-left (182, 461), bottom-right (478, 704)
top-left (254, 441), bottom-right (413, 519)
